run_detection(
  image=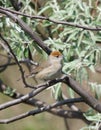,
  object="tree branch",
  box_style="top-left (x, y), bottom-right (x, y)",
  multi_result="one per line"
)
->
top-left (0, 34), bottom-right (36, 88)
top-left (0, 79), bottom-right (91, 124)
top-left (0, 75), bottom-right (101, 113)
top-left (0, 7), bottom-right (51, 55)
top-left (63, 75), bottom-right (101, 113)
top-left (0, 106), bottom-right (84, 124)
top-left (0, 6), bottom-right (101, 31)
